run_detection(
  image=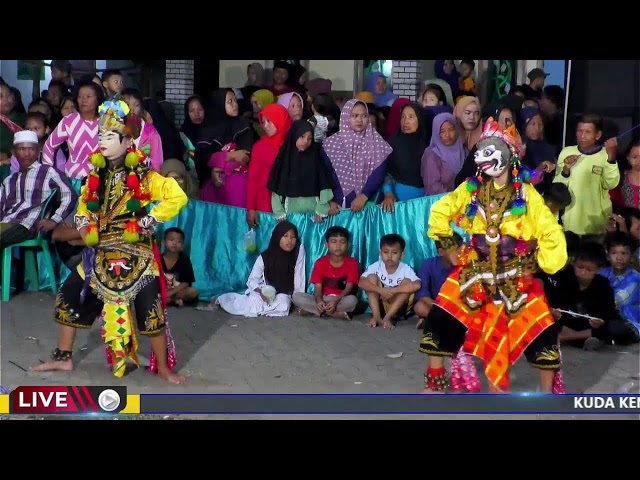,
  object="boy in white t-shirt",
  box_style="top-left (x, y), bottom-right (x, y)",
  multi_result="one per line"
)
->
top-left (358, 233), bottom-right (421, 330)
